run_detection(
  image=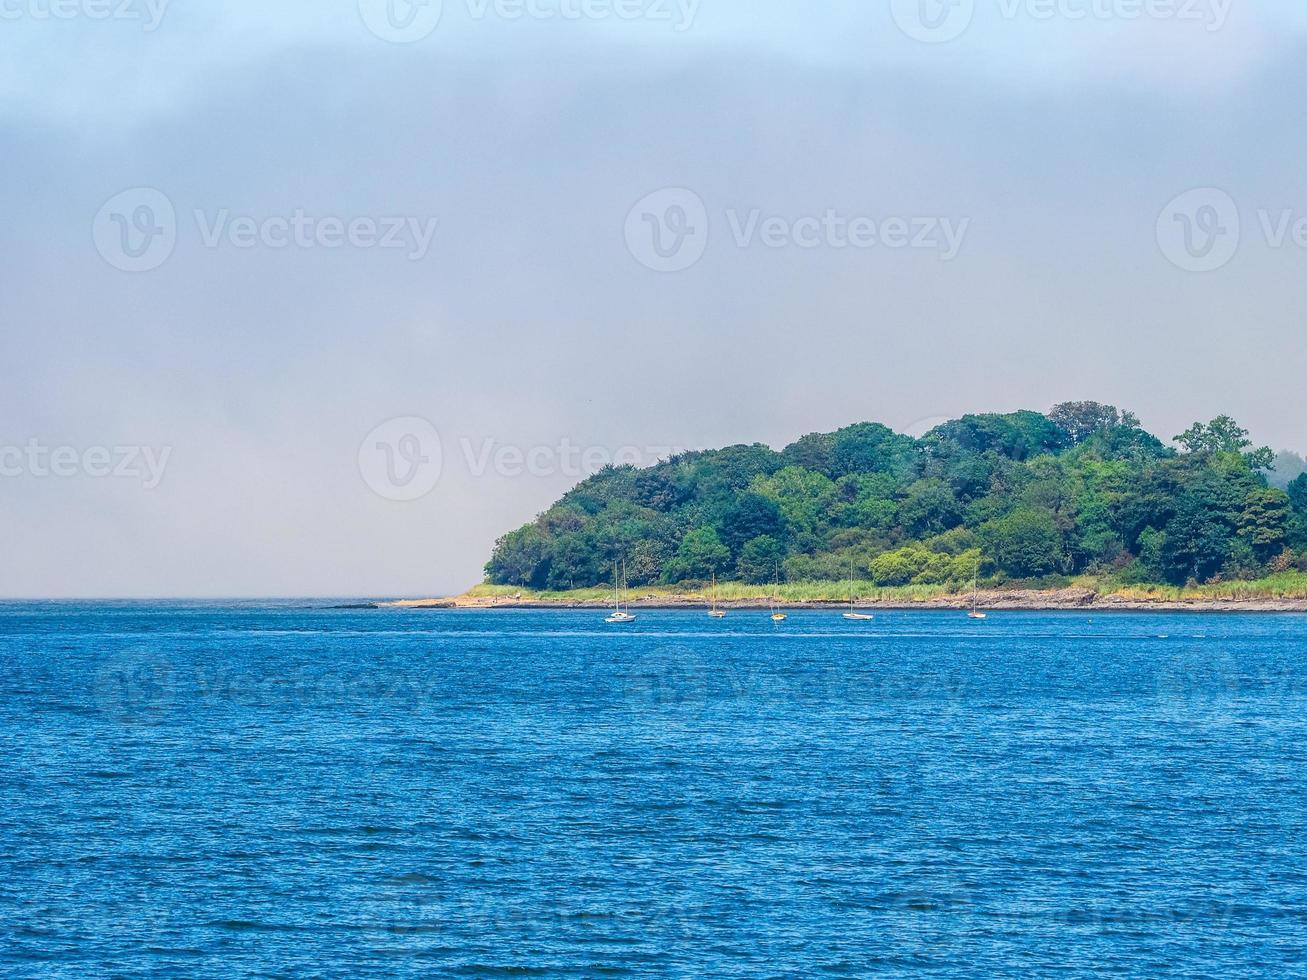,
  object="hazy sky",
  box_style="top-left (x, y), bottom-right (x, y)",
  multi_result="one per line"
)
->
top-left (4, 0), bottom-right (1307, 597)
